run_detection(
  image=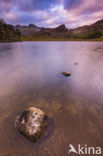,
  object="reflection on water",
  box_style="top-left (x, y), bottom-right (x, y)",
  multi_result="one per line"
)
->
top-left (0, 41), bottom-right (103, 156)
